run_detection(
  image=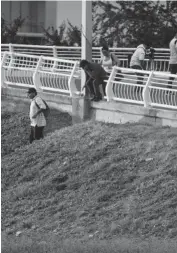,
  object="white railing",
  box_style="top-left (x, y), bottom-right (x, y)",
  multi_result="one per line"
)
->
top-left (143, 59), bottom-right (170, 72)
top-left (106, 67), bottom-right (150, 105)
top-left (106, 66), bottom-right (177, 110)
top-left (2, 51), bottom-right (176, 110)
top-left (1, 44), bottom-right (170, 71)
top-left (148, 71), bottom-right (177, 109)
top-left (1, 52), bottom-right (80, 96)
